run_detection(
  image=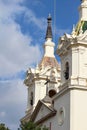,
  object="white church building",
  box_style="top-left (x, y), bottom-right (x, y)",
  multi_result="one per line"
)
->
top-left (21, 0), bottom-right (87, 129)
